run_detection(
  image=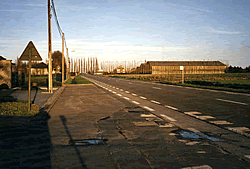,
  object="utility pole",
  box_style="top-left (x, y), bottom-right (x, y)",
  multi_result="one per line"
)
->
top-left (66, 48), bottom-right (69, 79)
top-left (62, 32), bottom-right (64, 83)
top-left (48, 0), bottom-right (53, 93)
